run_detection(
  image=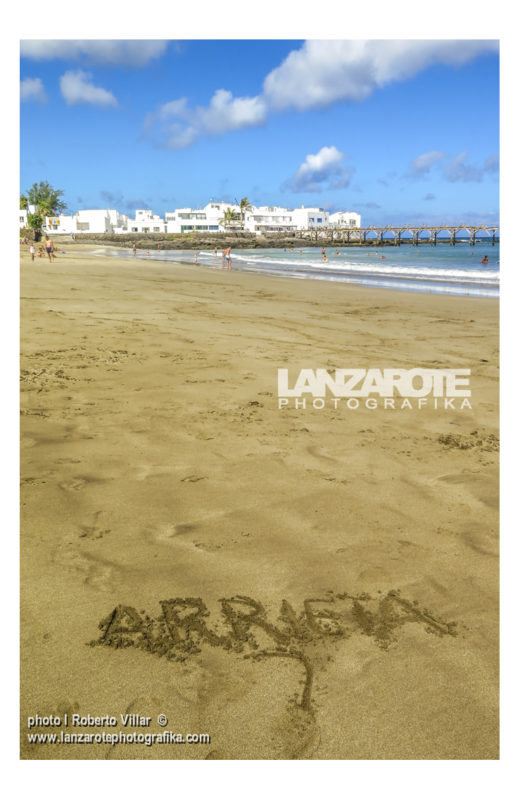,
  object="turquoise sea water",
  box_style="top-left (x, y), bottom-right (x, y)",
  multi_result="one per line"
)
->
top-left (96, 240), bottom-right (500, 298)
